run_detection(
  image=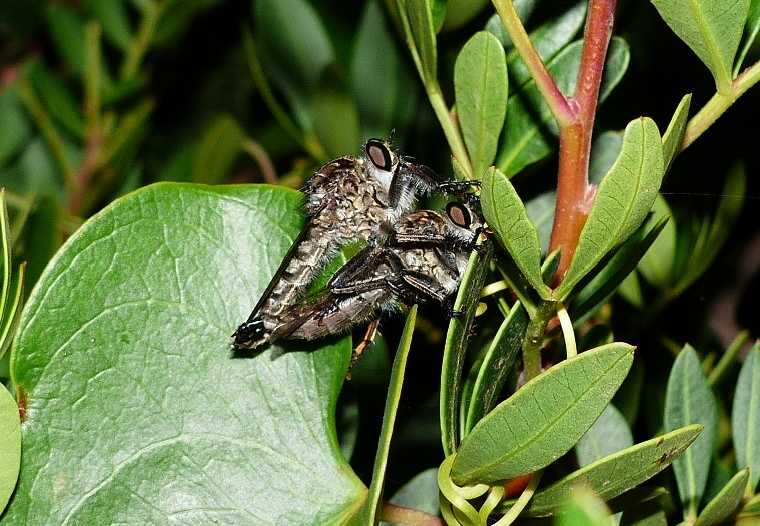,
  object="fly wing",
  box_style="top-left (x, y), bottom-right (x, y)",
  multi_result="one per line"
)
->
top-left (271, 289), bottom-right (387, 342)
